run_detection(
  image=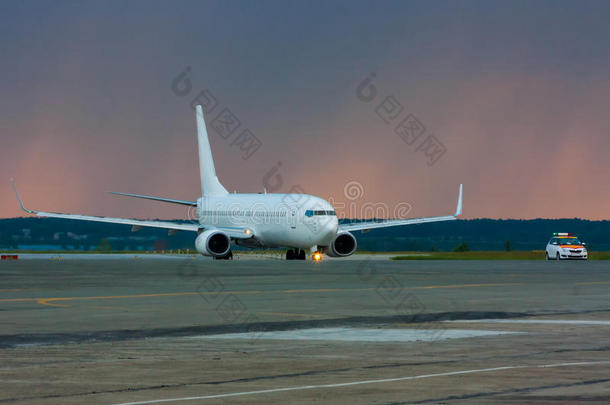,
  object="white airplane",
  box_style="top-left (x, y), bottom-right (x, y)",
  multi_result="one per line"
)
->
top-left (12, 105), bottom-right (463, 260)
